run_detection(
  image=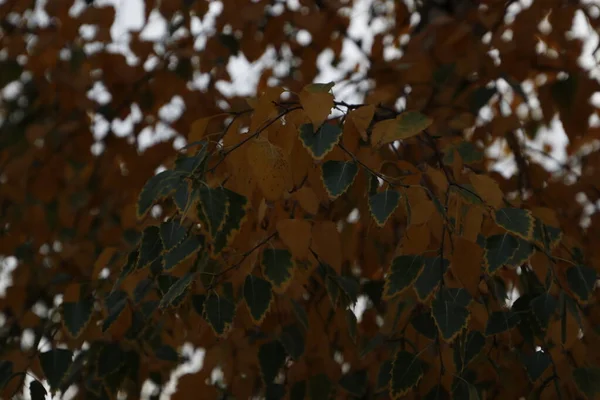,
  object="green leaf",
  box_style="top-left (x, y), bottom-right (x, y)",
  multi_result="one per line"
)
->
top-left (203, 293), bottom-right (235, 336)
top-left (346, 309), bottom-right (358, 343)
top-left (532, 218), bottom-right (562, 250)
top-left (191, 294), bottom-right (206, 316)
top-left (173, 181), bottom-right (192, 212)
top-left (432, 288), bottom-right (471, 341)
top-left (197, 185), bottom-right (228, 238)
top-left (573, 367), bottom-right (600, 398)
top-left (411, 311), bottom-right (438, 340)
top-left (414, 257), bottom-right (449, 301)
top-left (321, 160), bottom-right (358, 199)
top-left (159, 220), bottom-right (187, 250)
top-left (455, 141), bottom-right (484, 164)
top-left (325, 275), bottom-right (340, 307)
top-left (384, 255), bottom-right (425, 299)
top-left (291, 381), bottom-right (306, 400)
top-left (566, 264), bottom-right (597, 303)
top-left (261, 248), bottom-right (294, 291)
top-left (159, 272), bottom-right (195, 309)
top-left (259, 340), bottom-right (287, 384)
top-left (244, 275), bottom-right (273, 323)
top-left (485, 311), bottom-right (521, 335)
top-left (360, 333), bottom-right (385, 357)
top-left (163, 234), bottom-right (203, 271)
top-left (308, 373), bottom-right (333, 400)
top-left (522, 350), bottom-right (551, 382)
top-left (484, 233), bottom-right (519, 273)
top-left (336, 275), bottom-right (359, 306)
top-left (279, 324), bottom-right (305, 360)
top-left (154, 345), bottom-right (180, 362)
top-left (298, 123), bottom-right (343, 160)
top-left (368, 190), bottom-right (401, 227)
top-left (174, 142), bottom-right (207, 174)
top-left (390, 351), bottom-right (423, 398)
top-left (290, 299), bottom-right (309, 330)
top-left (137, 170), bottom-right (186, 218)
top-left (454, 331), bottom-right (485, 371)
top-left (214, 189), bottom-right (249, 254)
top-left (530, 293), bottom-right (557, 329)
top-left (157, 275), bottom-right (188, 307)
top-left (339, 369), bottom-right (367, 397)
top-left (137, 226), bottom-right (164, 269)
top-left (39, 349), bottom-right (73, 392)
top-left (29, 380), bottom-right (47, 400)
top-left (377, 359), bottom-right (392, 391)
top-left (97, 343), bottom-right (125, 378)
top-left (506, 236), bottom-right (535, 268)
top-left (551, 74), bottom-right (577, 111)
top-left (102, 291), bottom-right (127, 332)
top-left (494, 208), bottom-right (534, 240)
top-left (0, 360), bottom-right (13, 389)
top-left (62, 296), bottom-right (94, 338)
top-left (469, 86), bottom-right (496, 114)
